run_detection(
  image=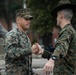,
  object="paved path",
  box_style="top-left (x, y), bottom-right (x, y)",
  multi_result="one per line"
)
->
top-left (32, 54), bottom-right (53, 75)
